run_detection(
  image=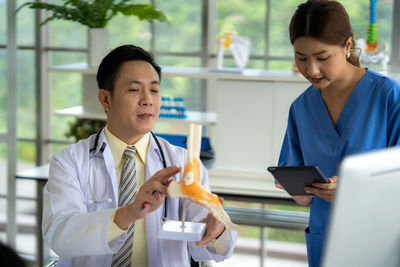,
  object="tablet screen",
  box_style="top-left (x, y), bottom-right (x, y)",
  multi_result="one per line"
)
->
top-left (268, 166), bottom-right (328, 195)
